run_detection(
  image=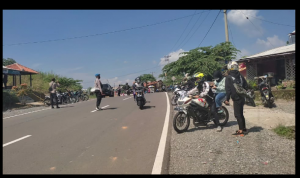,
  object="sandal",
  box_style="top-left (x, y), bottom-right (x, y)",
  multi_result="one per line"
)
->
top-left (242, 129), bottom-right (249, 134)
top-left (232, 130), bottom-right (246, 136)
